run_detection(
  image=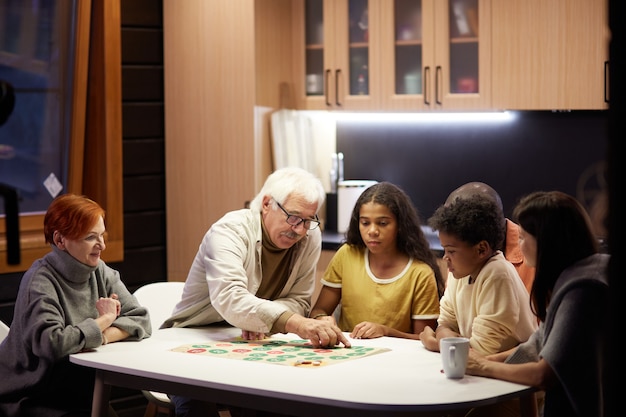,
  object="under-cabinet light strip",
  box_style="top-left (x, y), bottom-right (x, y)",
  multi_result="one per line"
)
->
top-left (331, 111), bottom-right (516, 123)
